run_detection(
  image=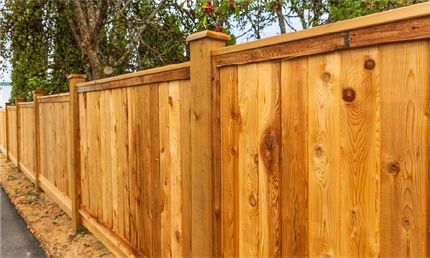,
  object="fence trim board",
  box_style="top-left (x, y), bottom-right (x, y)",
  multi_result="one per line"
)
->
top-left (39, 174), bottom-right (72, 218)
top-left (20, 162), bottom-right (35, 183)
top-left (211, 1), bottom-right (430, 57)
top-left (216, 15), bottom-right (430, 67)
top-left (38, 95), bottom-right (70, 103)
top-left (79, 208), bottom-right (145, 258)
top-left (76, 68), bottom-right (190, 93)
top-left (77, 62), bottom-right (190, 88)
top-left (8, 153), bottom-right (17, 166)
top-left (8, 106), bottom-right (16, 110)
